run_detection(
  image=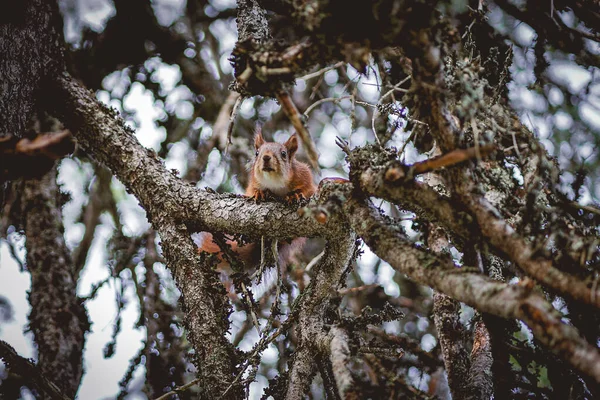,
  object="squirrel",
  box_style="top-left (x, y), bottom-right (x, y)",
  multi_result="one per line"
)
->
top-left (246, 130), bottom-right (316, 202)
top-left (197, 130), bottom-right (317, 272)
